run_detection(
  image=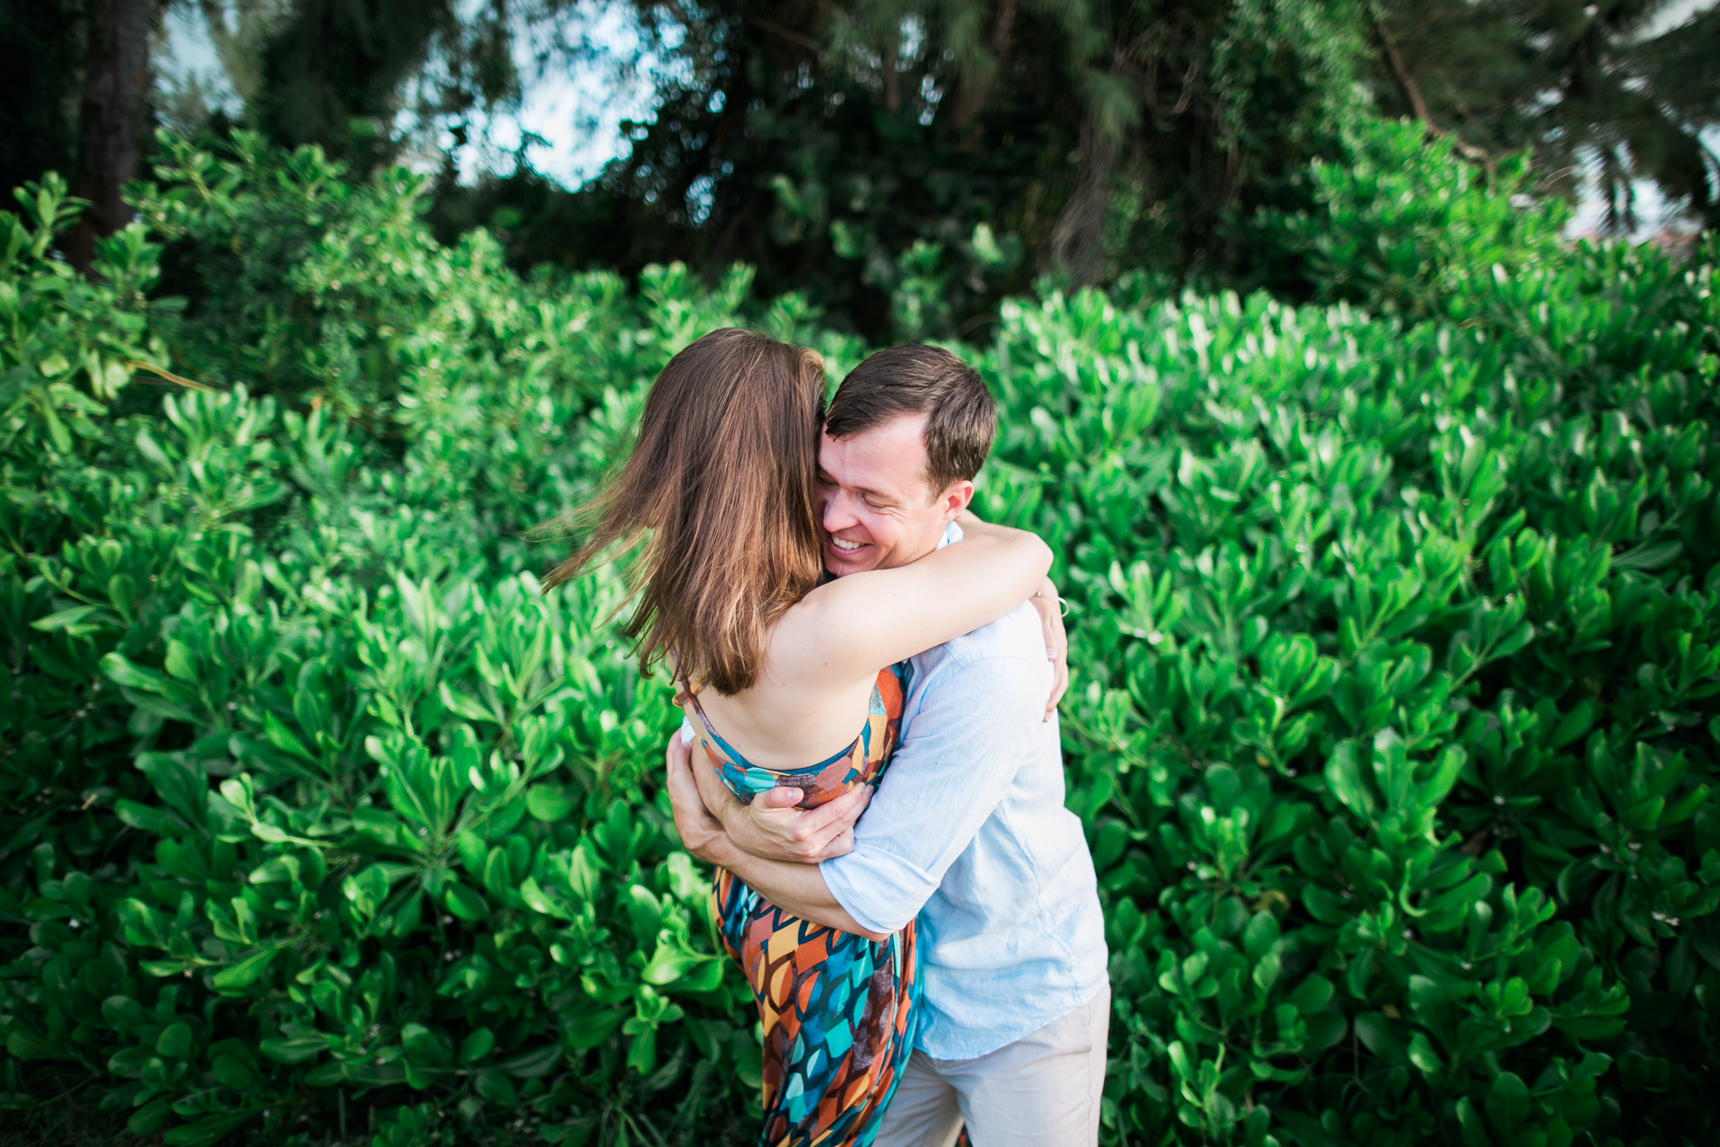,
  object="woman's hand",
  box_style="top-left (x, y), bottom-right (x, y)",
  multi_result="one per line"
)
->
top-left (962, 512), bottom-right (1067, 718)
top-left (1028, 576), bottom-right (1070, 721)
